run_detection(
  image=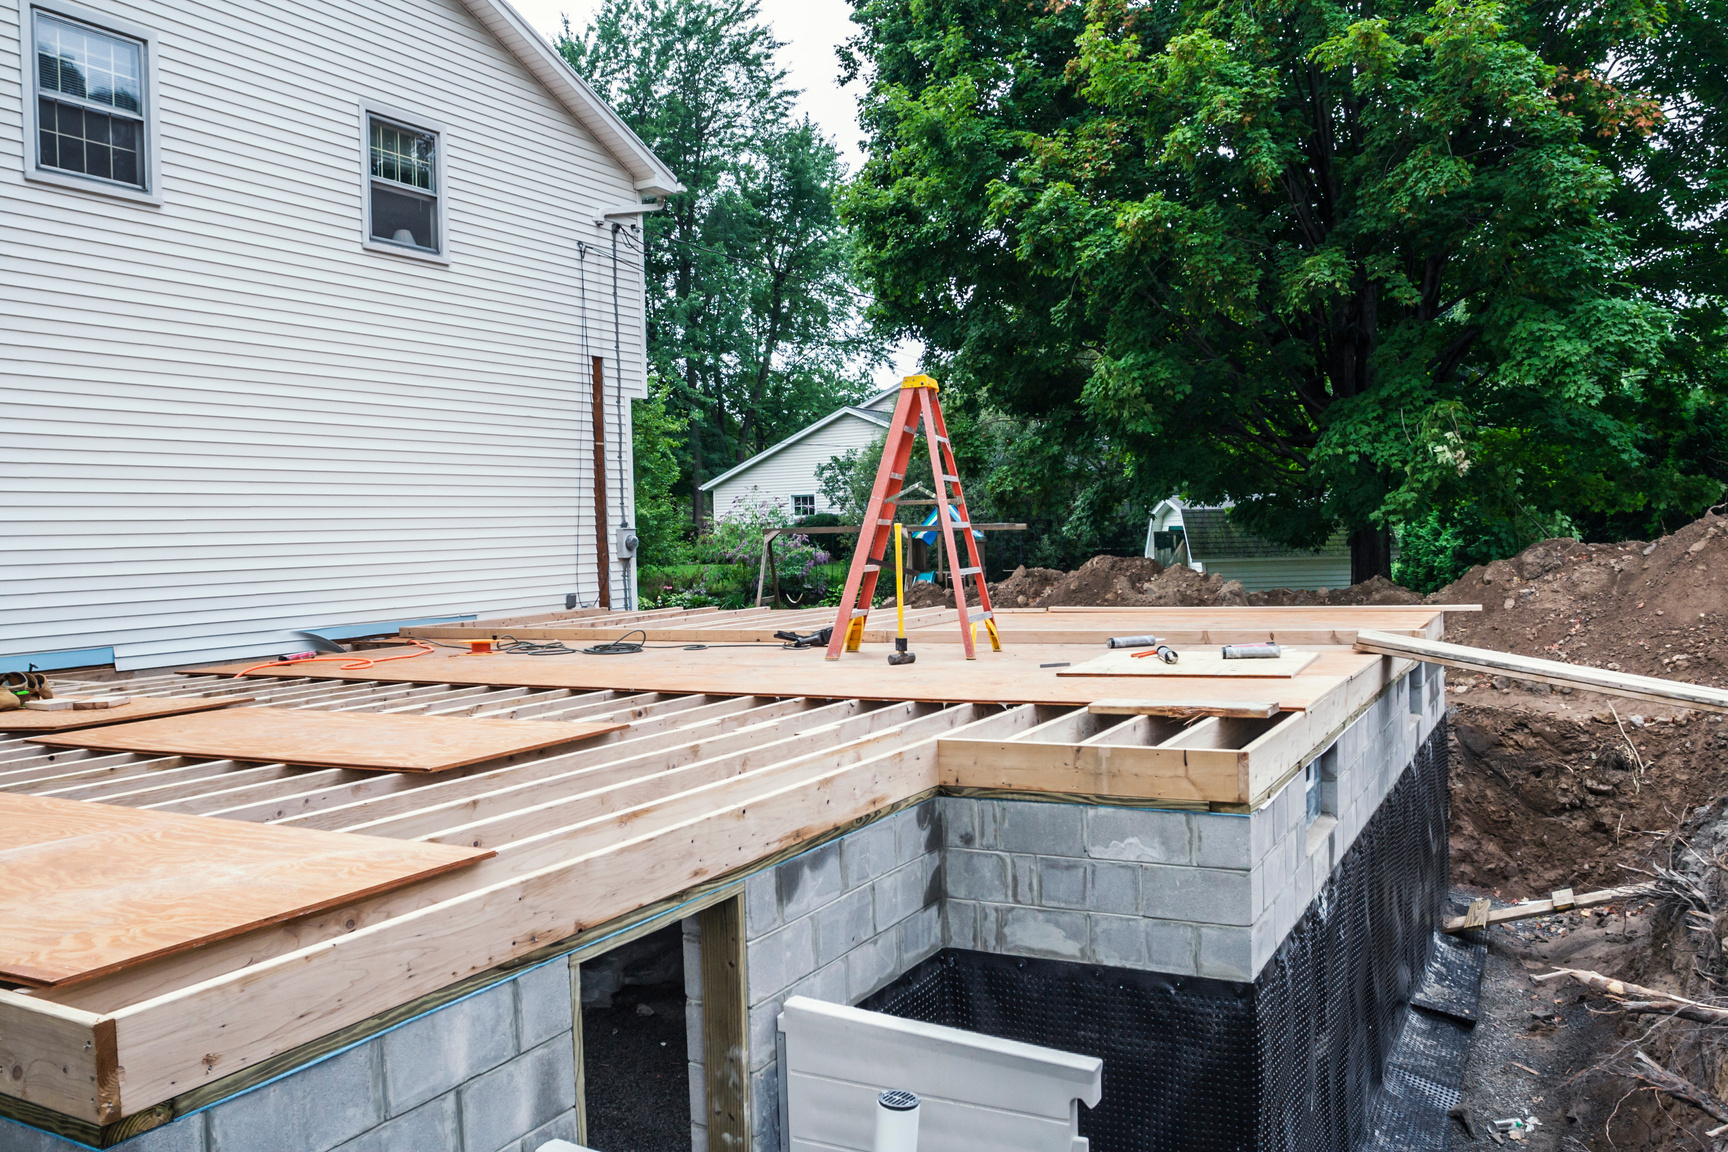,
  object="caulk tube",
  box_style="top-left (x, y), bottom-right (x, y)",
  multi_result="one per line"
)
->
top-left (873, 1089), bottom-right (920, 1152)
top-left (1106, 635), bottom-right (1161, 649)
top-left (1221, 642), bottom-right (1281, 659)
